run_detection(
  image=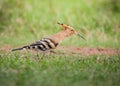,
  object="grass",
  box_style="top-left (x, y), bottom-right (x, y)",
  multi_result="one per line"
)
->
top-left (0, 53), bottom-right (120, 86)
top-left (0, 0), bottom-right (120, 86)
